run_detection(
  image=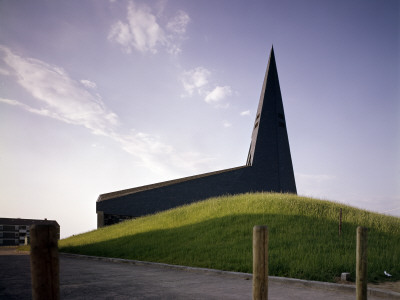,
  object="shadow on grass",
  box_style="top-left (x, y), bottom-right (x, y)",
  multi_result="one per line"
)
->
top-left (60, 214), bottom-right (399, 283)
